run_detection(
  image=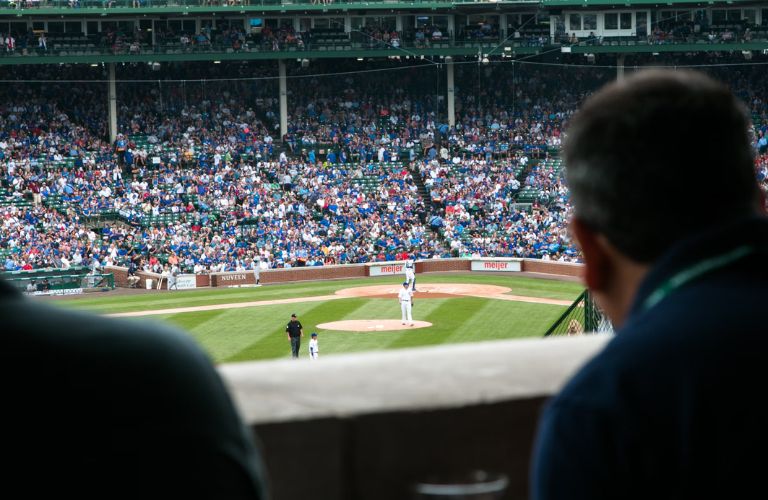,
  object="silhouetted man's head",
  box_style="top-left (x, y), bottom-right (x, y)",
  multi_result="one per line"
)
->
top-left (565, 69), bottom-right (760, 263)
